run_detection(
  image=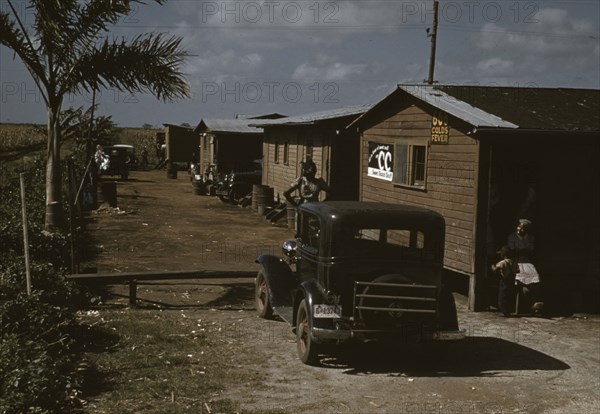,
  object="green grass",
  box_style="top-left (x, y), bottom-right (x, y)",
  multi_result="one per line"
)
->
top-left (79, 308), bottom-right (265, 414)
